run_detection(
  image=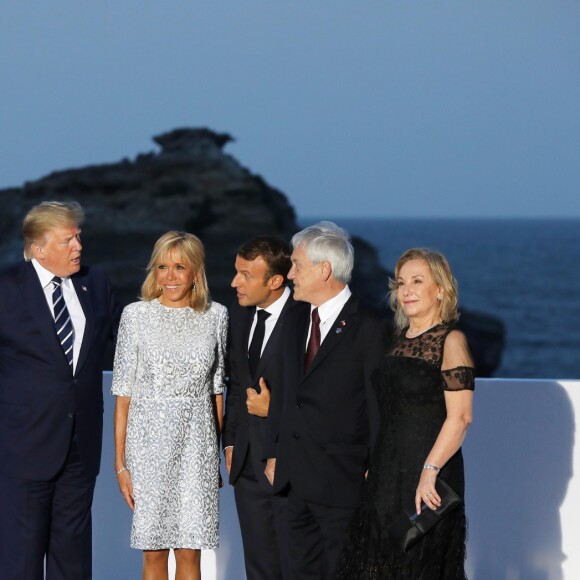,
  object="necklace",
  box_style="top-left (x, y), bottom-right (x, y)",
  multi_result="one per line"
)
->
top-left (406, 320), bottom-right (443, 339)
